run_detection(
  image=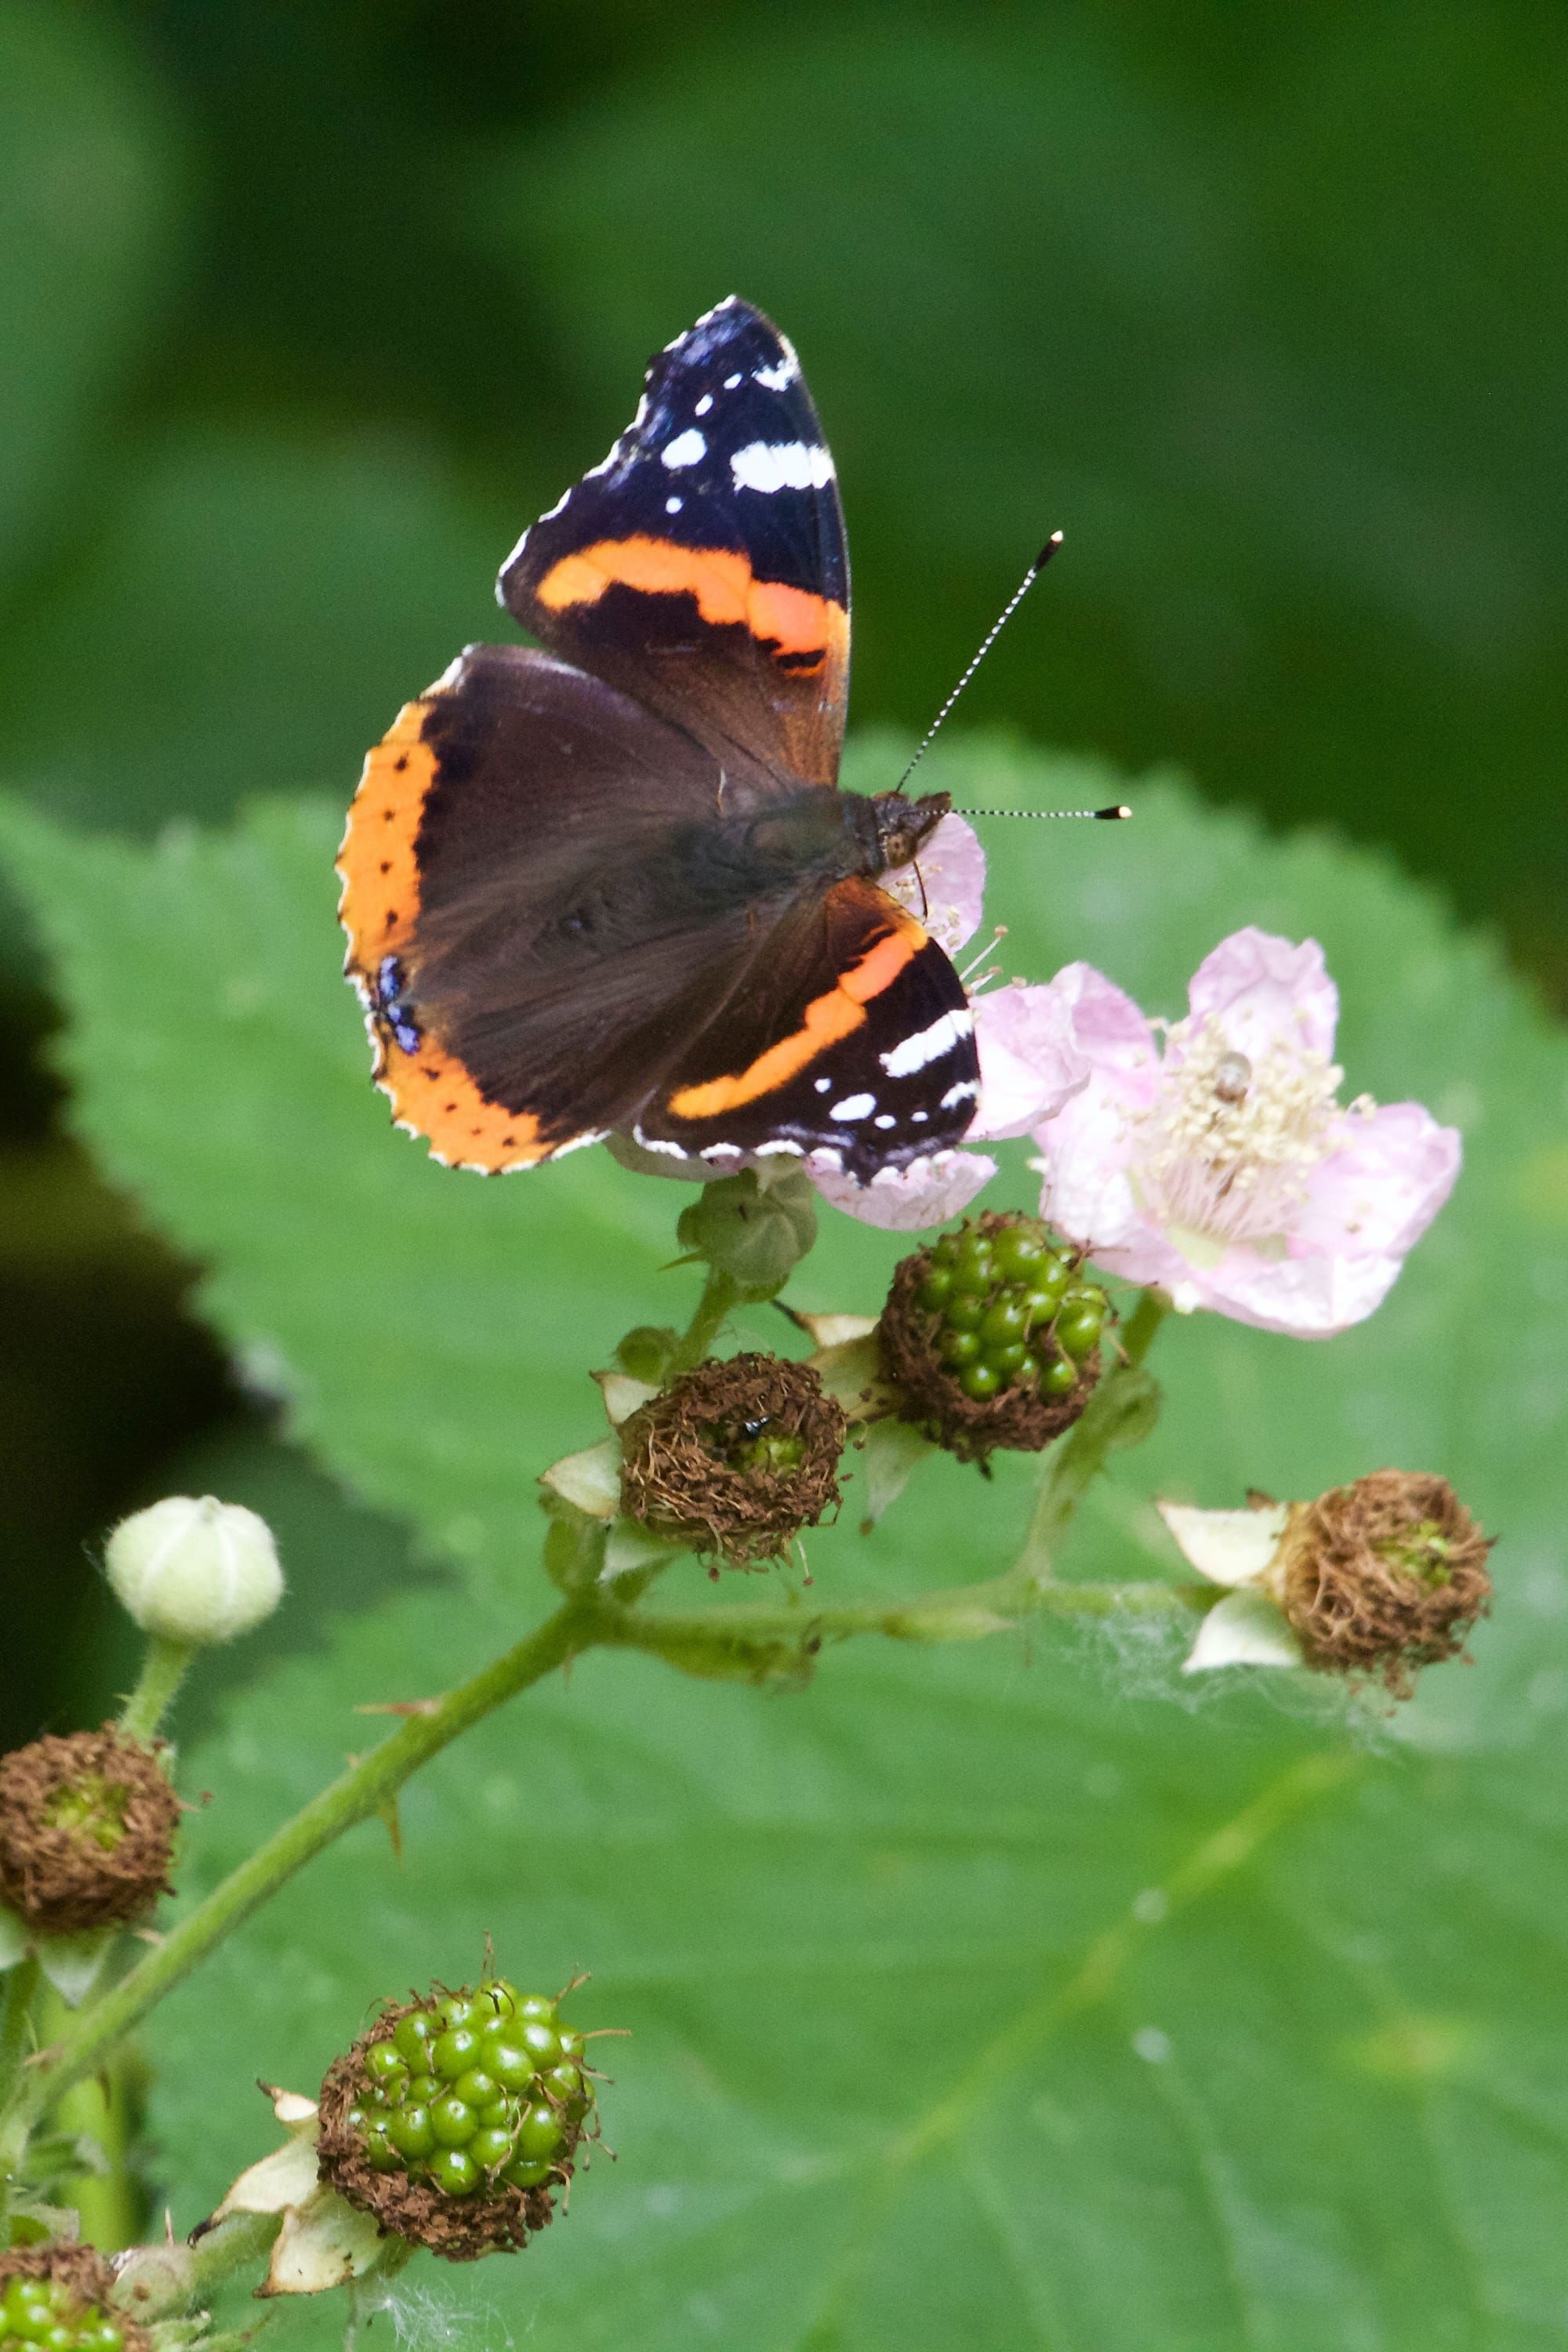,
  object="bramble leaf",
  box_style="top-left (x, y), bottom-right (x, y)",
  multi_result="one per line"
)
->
top-left (3, 746), bottom-right (1567, 2343)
